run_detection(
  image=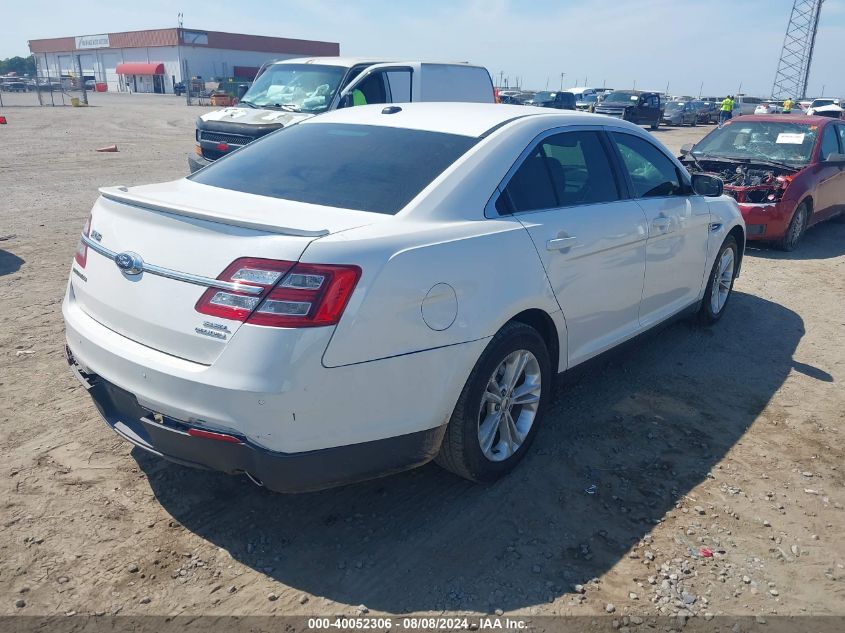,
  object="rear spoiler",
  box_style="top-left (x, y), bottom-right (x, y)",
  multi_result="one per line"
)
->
top-left (98, 187), bottom-right (330, 237)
